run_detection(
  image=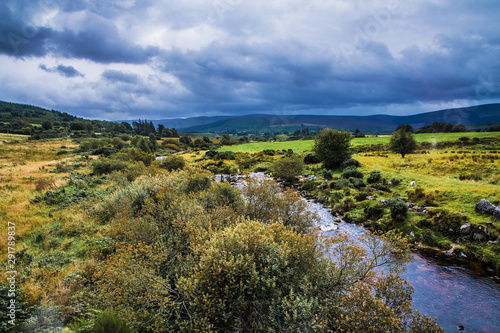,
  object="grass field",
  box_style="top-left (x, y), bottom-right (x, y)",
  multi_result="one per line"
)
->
top-left (218, 132), bottom-right (500, 153)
